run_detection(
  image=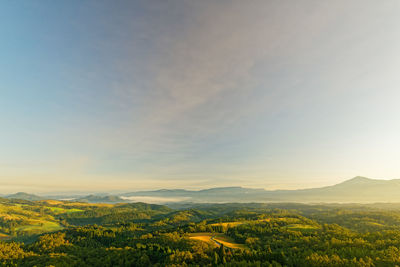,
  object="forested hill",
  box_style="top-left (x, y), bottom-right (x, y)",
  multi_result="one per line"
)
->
top-left (3, 198), bottom-right (400, 265)
top-left (5, 192), bottom-right (44, 201)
